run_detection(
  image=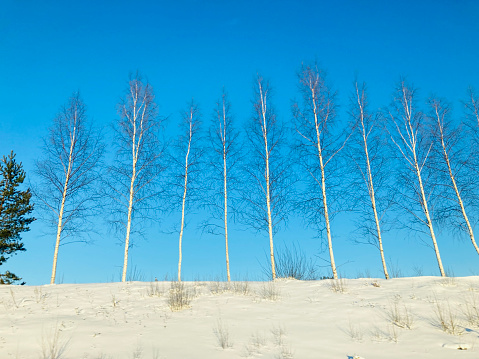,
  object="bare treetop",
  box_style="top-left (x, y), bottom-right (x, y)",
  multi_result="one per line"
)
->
top-left (34, 92), bottom-right (104, 284)
top-left (106, 73), bottom-right (165, 282)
